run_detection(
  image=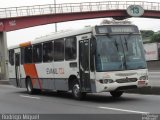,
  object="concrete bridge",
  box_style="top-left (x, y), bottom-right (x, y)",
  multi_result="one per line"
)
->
top-left (0, 1), bottom-right (160, 79)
